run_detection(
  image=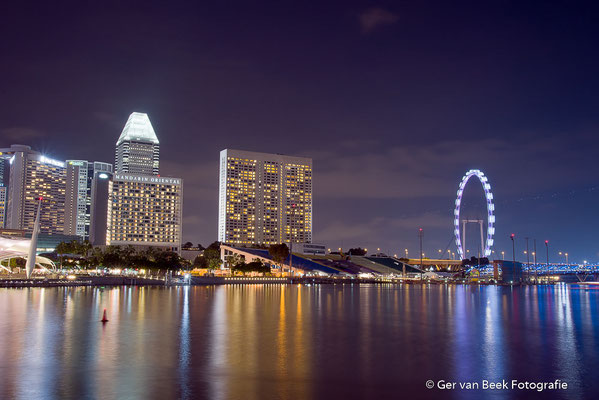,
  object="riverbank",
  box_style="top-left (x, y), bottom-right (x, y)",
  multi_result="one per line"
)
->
top-left (0, 275), bottom-right (572, 287)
